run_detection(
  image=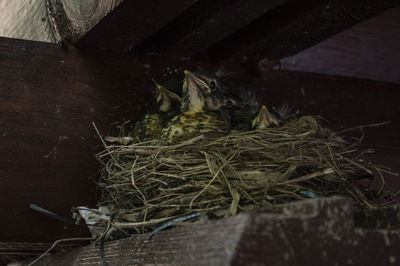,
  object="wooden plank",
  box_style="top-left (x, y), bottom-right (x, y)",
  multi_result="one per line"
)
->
top-left (0, 241), bottom-right (83, 265)
top-left (0, 0), bottom-right (123, 43)
top-left (30, 197), bottom-right (400, 265)
top-left (280, 7), bottom-right (400, 84)
top-left (137, 0), bottom-right (288, 58)
top-left (200, 0), bottom-right (398, 63)
top-left (0, 36), bottom-right (207, 245)
top-left (43, 213), bottom-right (249, 265)
top-left (76, 0), bottom-right (200, 51)
top-left (233, 197), bottom-right (400, 266)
